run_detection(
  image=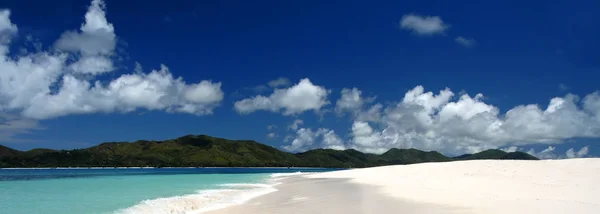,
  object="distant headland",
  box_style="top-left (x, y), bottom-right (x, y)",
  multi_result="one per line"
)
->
top-left (0, 134), bottom-right (538, 168)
